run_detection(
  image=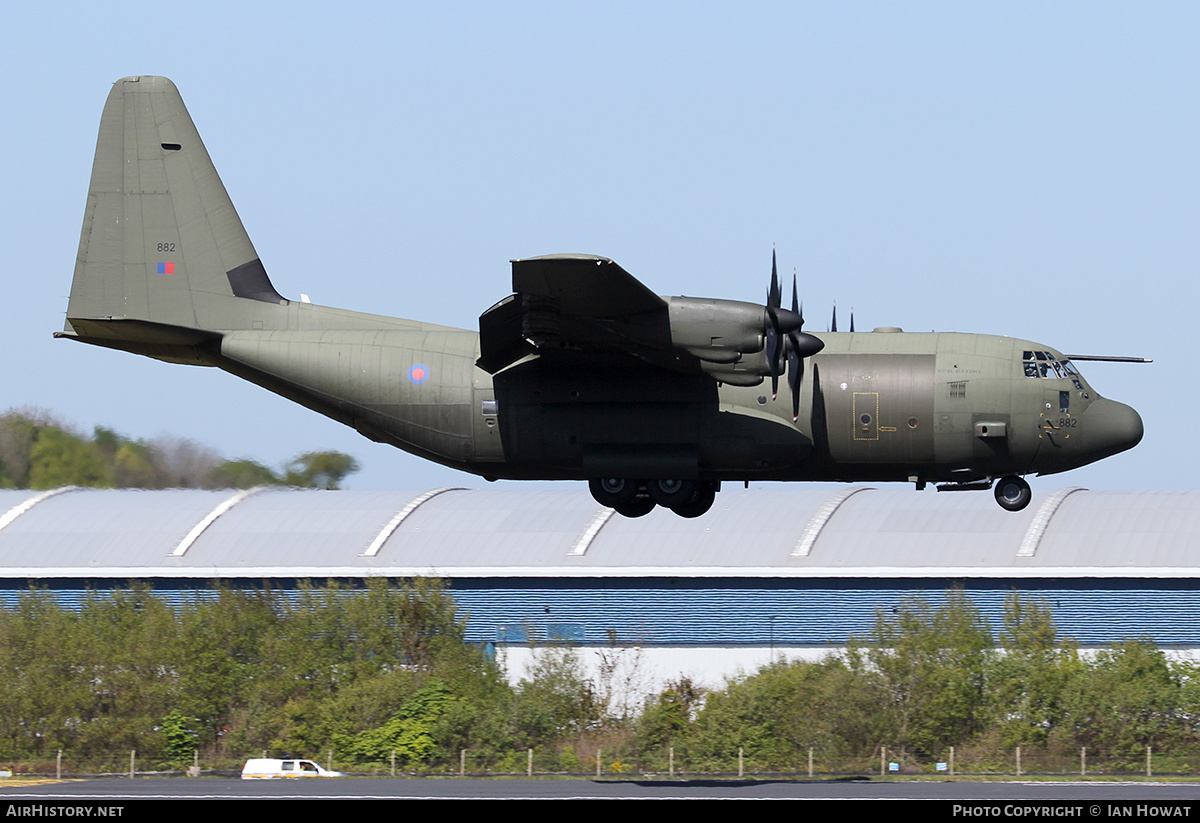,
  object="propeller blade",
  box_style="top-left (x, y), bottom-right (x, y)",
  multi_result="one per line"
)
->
top-left (765, 249), bottom-right (784, 397)
top-left (766, 319), bottom-right (780, 397)
top-left (791, 272), bottom-right (801, 324)
top-left (790, 358), bottom-right (803, 421)
top-left (831, 302), bottom-right (837, 333)
top-left (787, 333), bottom-right (802, 421)
top-left (783, 270), bottom-right (825, 422)
top-left (769, 249), bottom-right (781, 310)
